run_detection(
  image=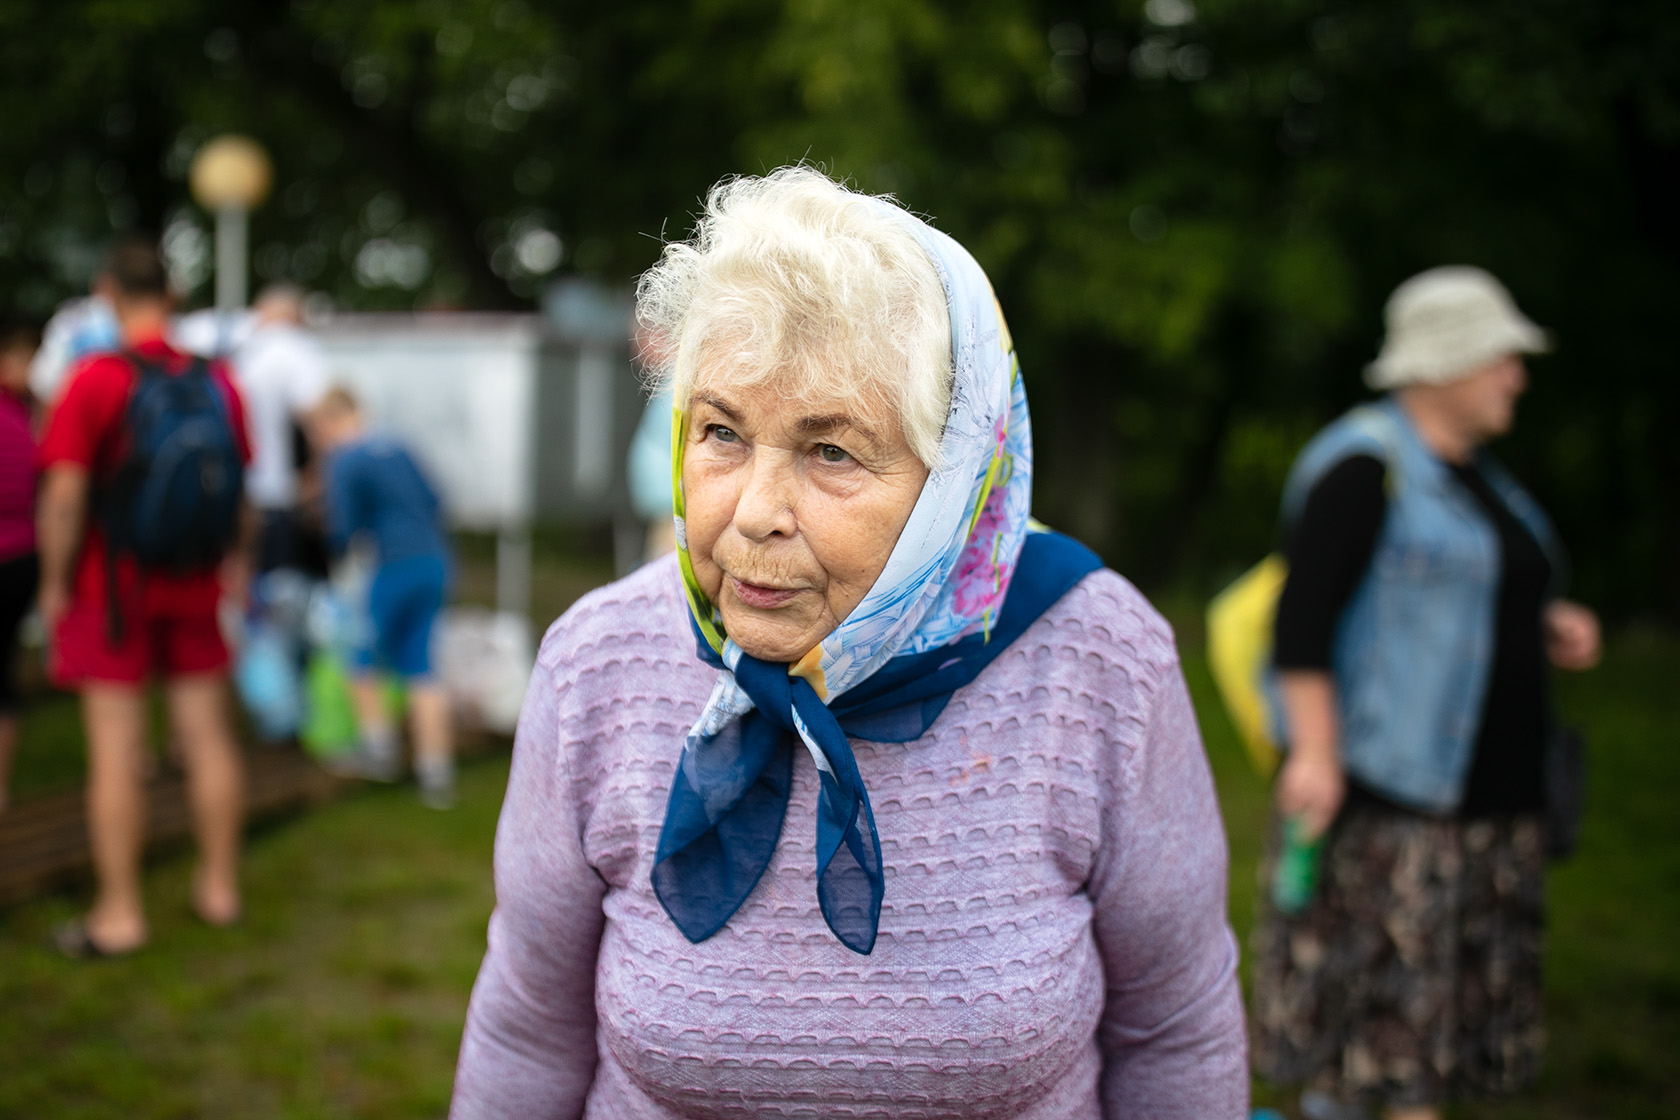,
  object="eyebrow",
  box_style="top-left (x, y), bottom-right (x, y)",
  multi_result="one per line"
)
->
top-left (694, 394), bottom-right (743, 424)
top-left (694, 394), bottom-right (885, 449)
top-left (796, 413), bottom-right (873, 439)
